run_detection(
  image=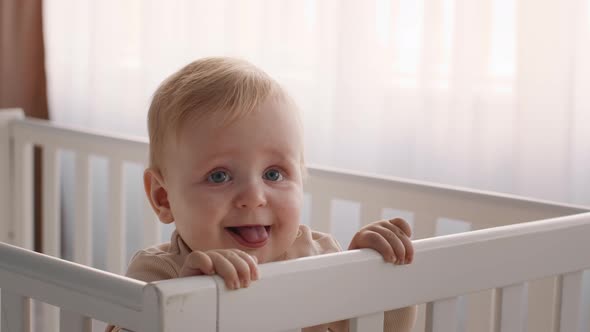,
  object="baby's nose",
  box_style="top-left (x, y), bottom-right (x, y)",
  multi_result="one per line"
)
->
top-left (234, 181), bottom-right (267, 208)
